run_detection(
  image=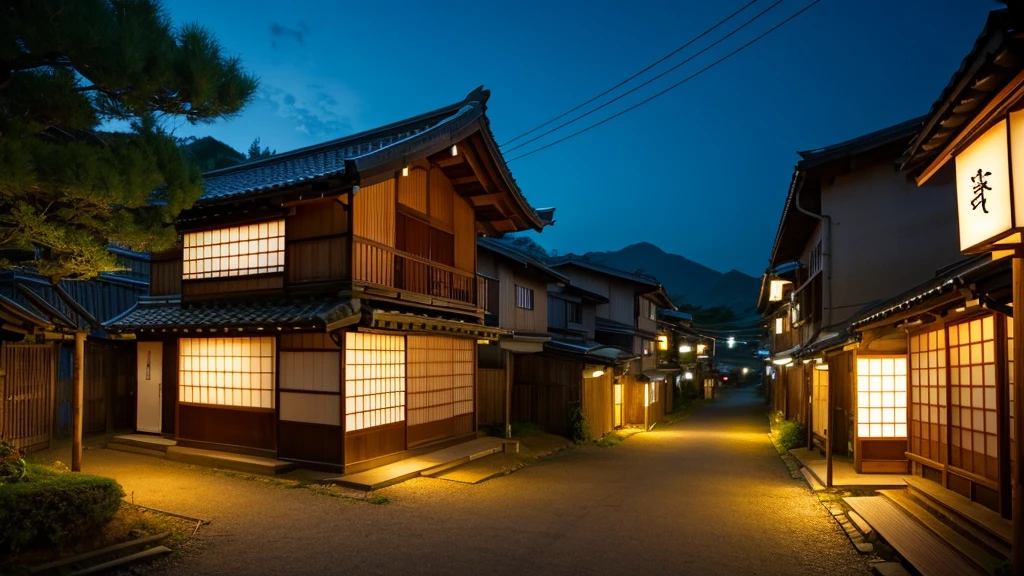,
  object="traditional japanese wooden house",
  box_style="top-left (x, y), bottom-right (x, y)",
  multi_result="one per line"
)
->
top-left (105, 87), bottom-right (553, 473)
top-left (546, 257), bottom-right (675, 431)
top-left (757, 115), bottom-right (961, 468)
top-left (0, 248), bottom-right (149, 451)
